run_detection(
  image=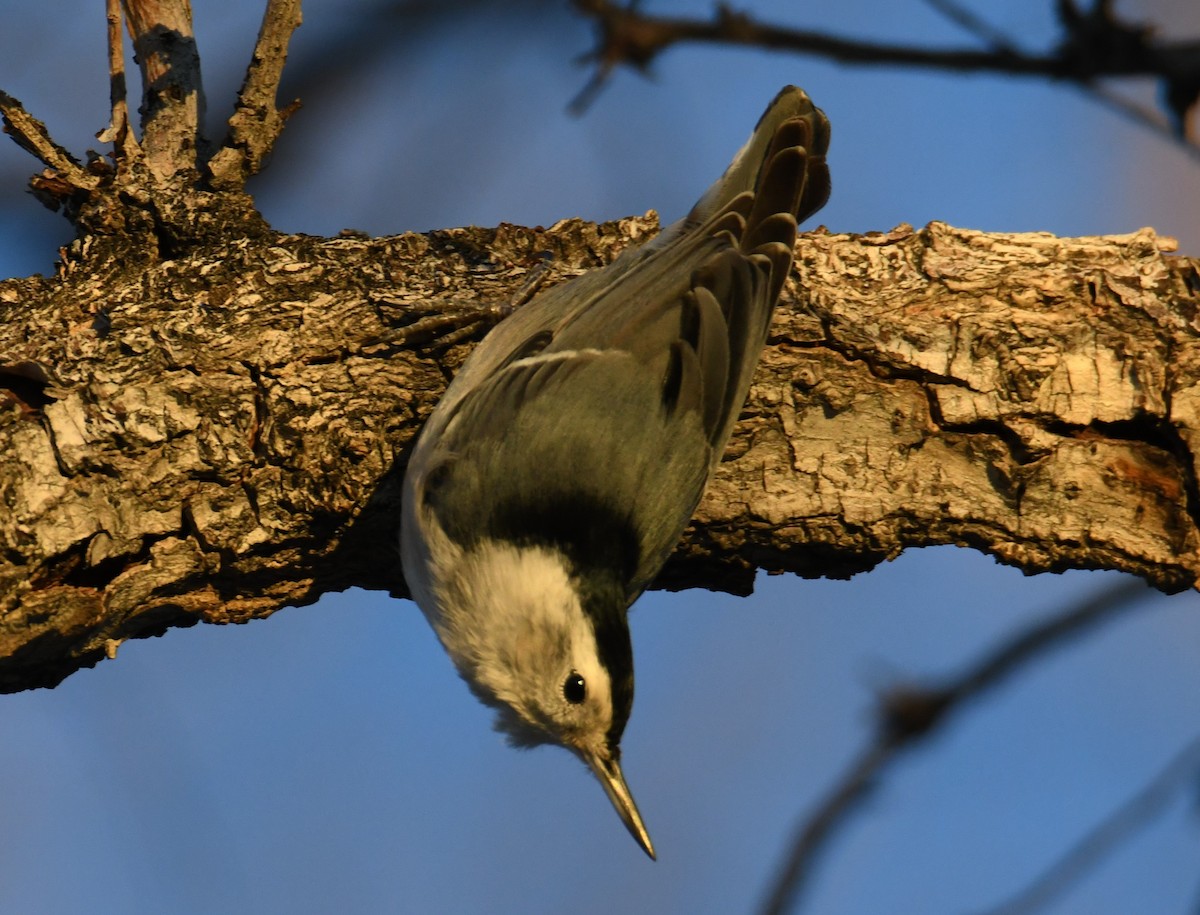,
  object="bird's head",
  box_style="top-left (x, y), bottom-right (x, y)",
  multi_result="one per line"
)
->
top-left (432, 539), bottom-right (655, 858)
